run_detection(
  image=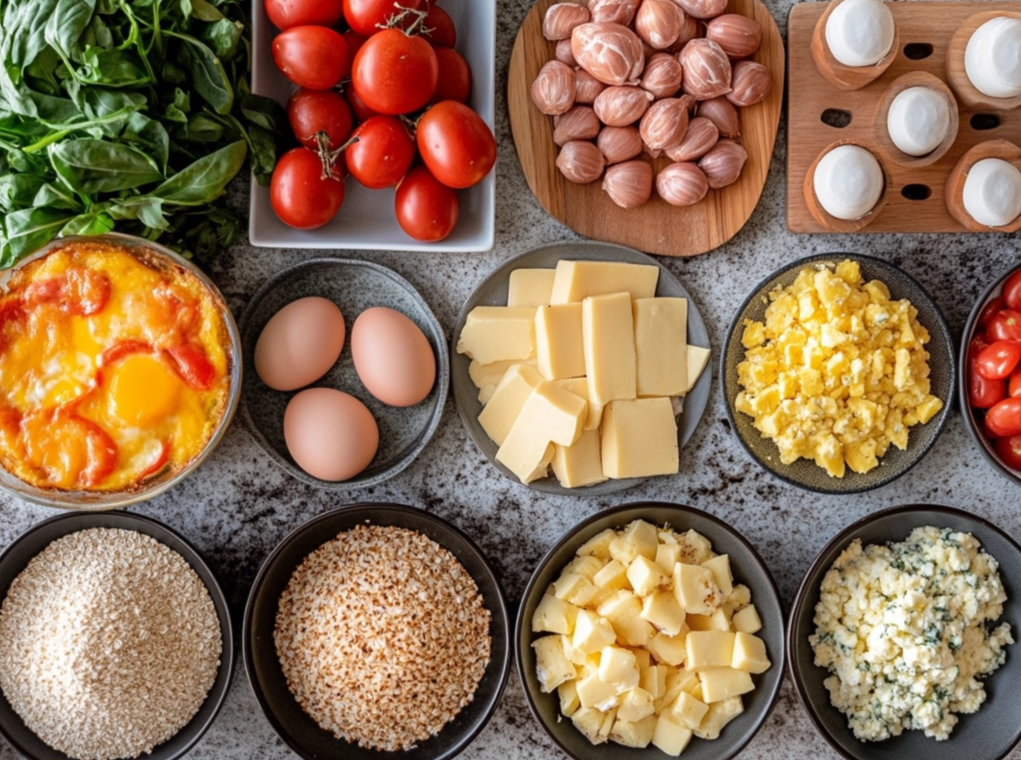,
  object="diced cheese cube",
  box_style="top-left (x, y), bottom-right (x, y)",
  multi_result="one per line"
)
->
top-left (701, 555), bottom-right (734, 597)
top-left (652, 714), bottom-right (693, 756)
top-left (535, 304), bottom-right (586, 380)
top-left (632, 649), bottom-right (652, 670)
top-left (577, 529), bottom-right (615, 559)
top-left (469, 359), bottom-right (537, 404)
top-left (551, 429), bottom-right (606, 489)
top-left (660, 667), bottom-right (699, 707)
top-left (532, 635), bottom-right (577, 692)
top-left (508, 268), bottom-right (556, 307)
top-left (532, 593), bottom-right (580, 634)
top-left (608, 714), bottom-right (657, 748)
top-left (601, 398), bottom-right (679, 478)
top-left (558, 679), bottom-right (581, 717)
top-left (583, 292), bottom-right (637, 406)
top-left (641, 591), bottom-right (686, 636)
top-left (669, 690), bottom-right (710, 729)
top-left (598, 646), bottom-right (640, 693)
top-left (477, 364), bottom-right (543, 445)
top-left (597, 591), bottom-right (655, 647)
top-left (553, 572), bottom-right (601, 607)
top-left (557, 377), bottom-right (603, 429)
top-left (622, 519), bottom-right (659, 560)
top-left (656, 543), bottom-right (681, 574)
top-left (640, 664), bottom-right (668, 699)
top-left (573, 610), bottom-right (617, 654)
top-left (646, 630), bottom-right (689, 667)
top-left (576, 671), bottom-right (620, 711)
top-left (685, 631), bottom-right (735, 671)
top-left (550, 260), bottom-right (659, 304)
top-left (693, 696), bottom-right (744, 740)
top-left (732, 632), bottom-right (771, 674)
top-left (697, 667), bottom-right (754, 703)
top-left (617, 687), bottom-right (656, 722)
top-left (456, 306), bottom-right (537, 365)
top-left (609, 536), bottom-right (638, 565)
top-left (627, 556), bottom-right (668, 596)
top-left (673, 563), bottom-right (722, 616)
top-left (564, 554), bottom-right (604, 579)
top-left (571, 707), bottom-right (609, 745)
top-left (731, 604), bottom-right (763, 634)
top-left (725, 584), bottom-right (751, 611)
top-left (685, 608), bottom-right (731, 632)
top-left (634, 297), bottom-right (688, 397)
top-left (682, 345), bottom-right (711, 396)
top-left (562, 634), bottom-right (587, 666)
top-left (593, 559), bottom-right (630, 590)
top-left (598, 707), bottom-right (617, 740)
